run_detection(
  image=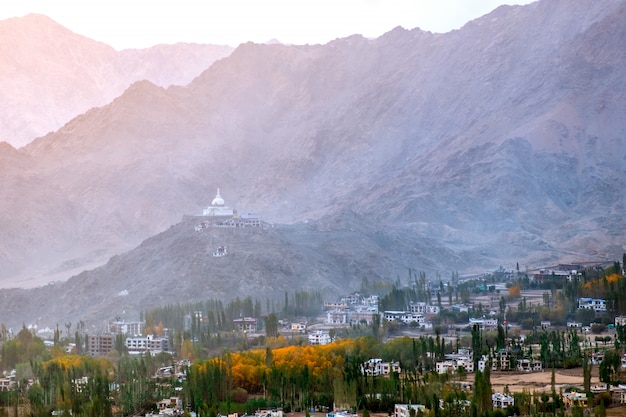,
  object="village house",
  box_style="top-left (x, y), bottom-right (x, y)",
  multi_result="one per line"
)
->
top-left (0, 371), bottom-right (15, 391)
top-left (492, 393), bottom-right (514, 409)
top-left (348, 310), bottom-right (378, 325)
top-left (233, 317), bottom-right (257, 332)
top-left (478, 351), bottom-right (511, 372)
top-left (393, 404), bottom-right (426, 417)
top-left (327, 309), bottom-right (348, 324)
top-left (362, 358), bottom-right (401, 376)
top-left (145, 397), bottom-right (183, 417)
top-left (562, 391), bottom-right (588, 408)
top-left (577, 297), bottom-right (607, 312)
top-left (469, 317), bottom-right (498, 330)
top-left (517, 358), bottom-right (542, 372)
top-left (408, 301), bottom-right (440, 315)
top-left (436, 358), bottom-right (474, 374)
top-left (290, 322), bottom-right (307, 333)
top-left (308, 330), bottom-right (333, 345)
top-left (382, 311), bottom-right (425, 325)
